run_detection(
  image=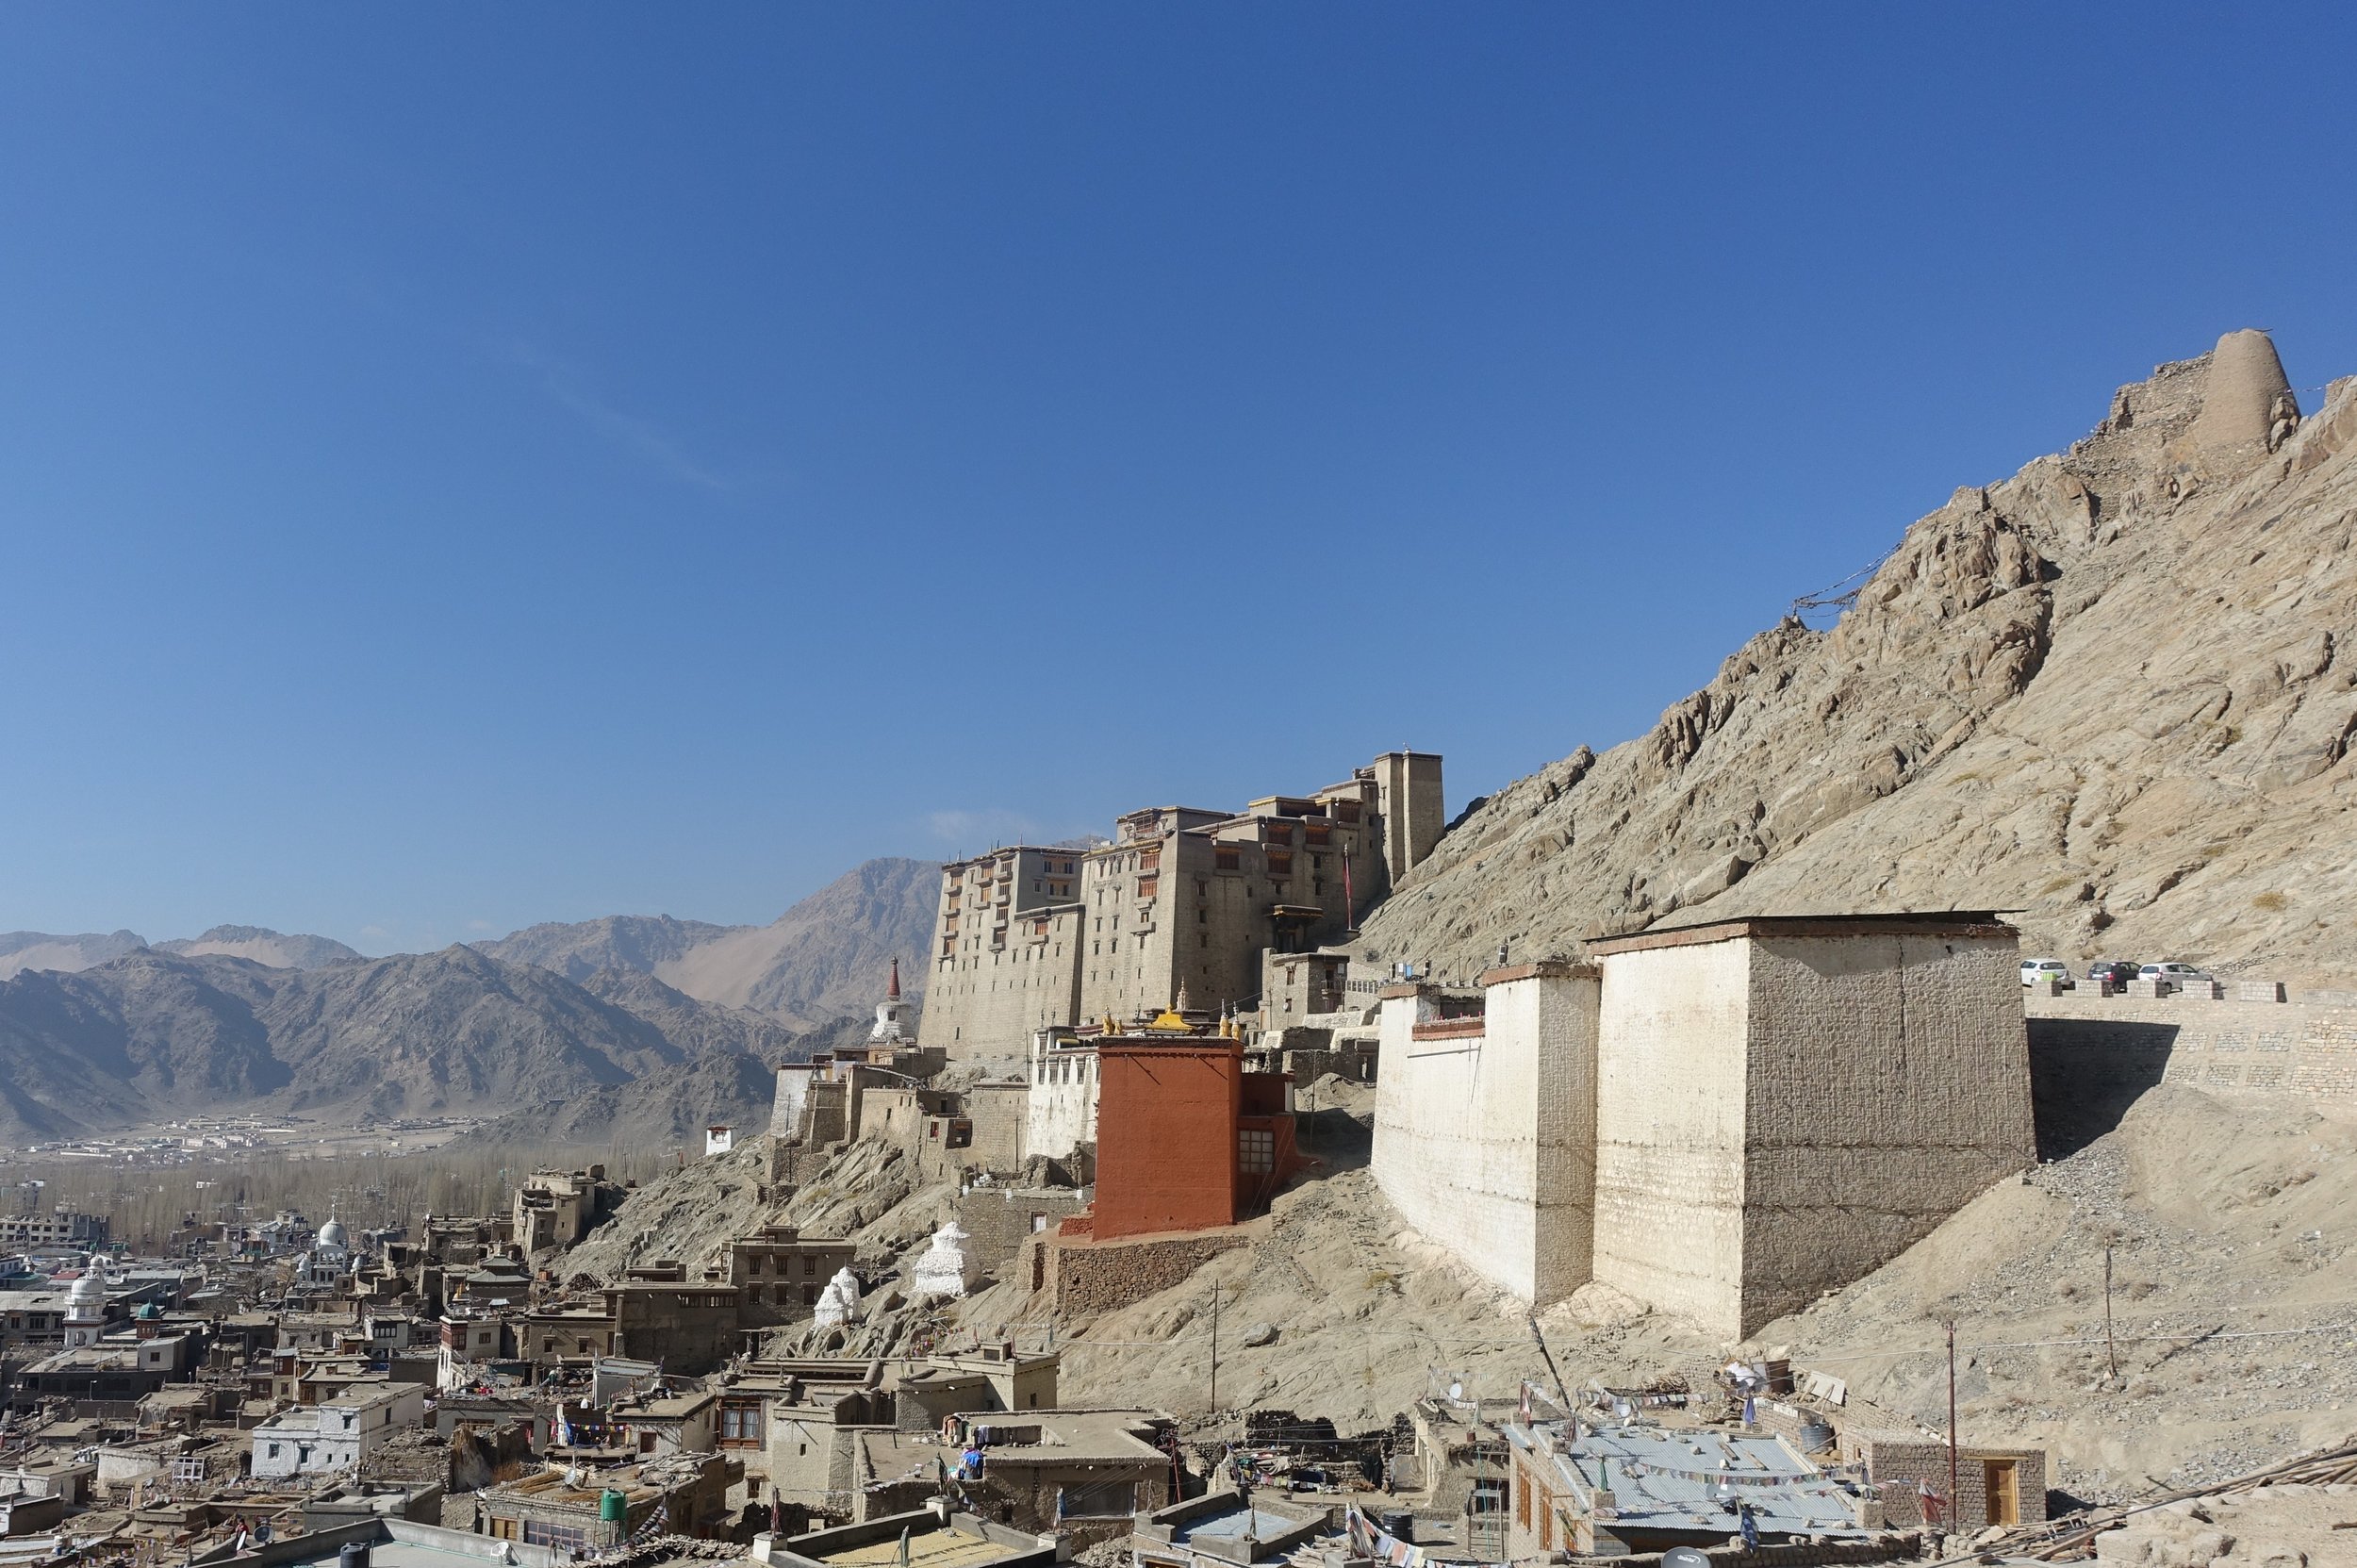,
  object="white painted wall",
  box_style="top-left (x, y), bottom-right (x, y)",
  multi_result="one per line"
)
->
top-left (1370, 969), bottom-right (1598, 1305)
top-left (1591, 940), bottom-right (1752, 1337)
top-left (1023, 1043), bottom-right (1098, 1160)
